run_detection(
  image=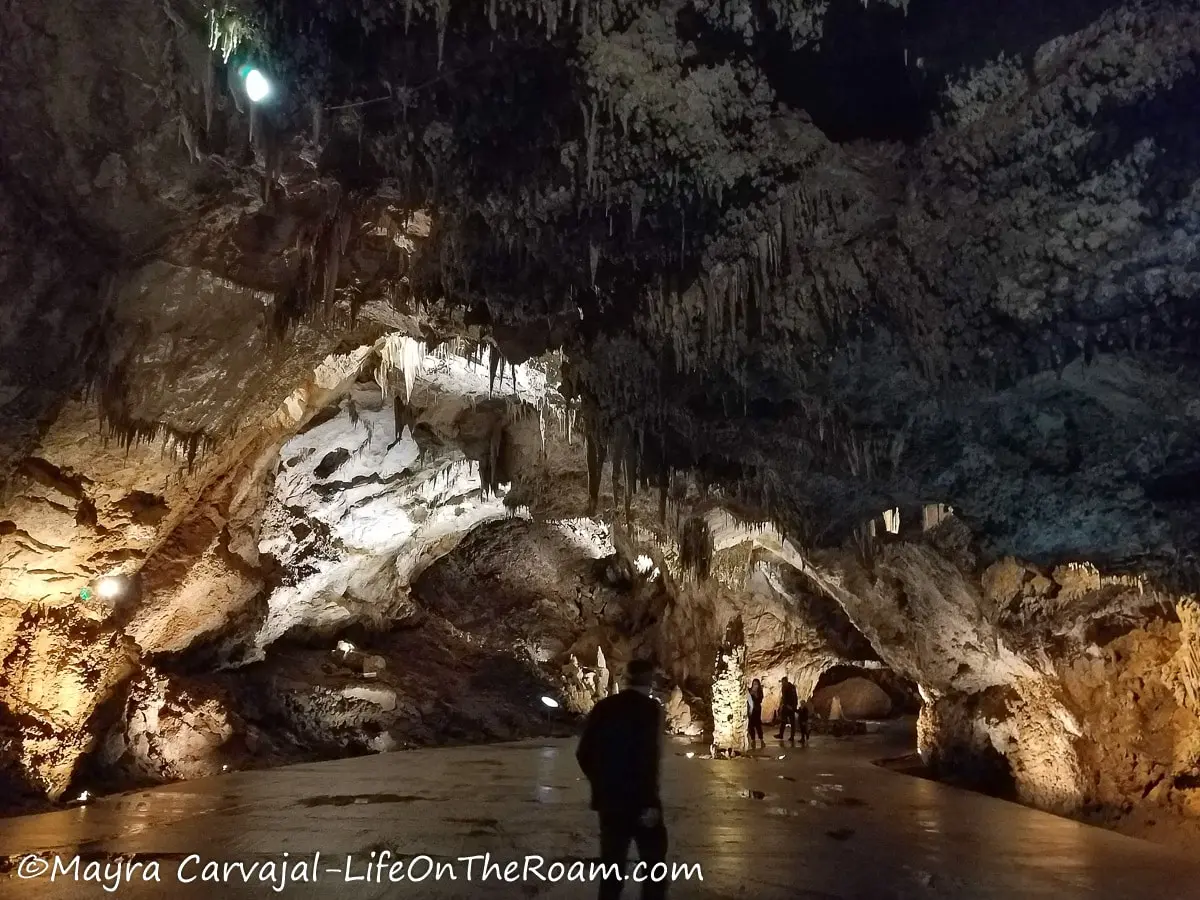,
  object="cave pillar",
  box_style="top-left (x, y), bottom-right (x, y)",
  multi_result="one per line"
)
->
top-left (710, 616), bottom-right (748, 754)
